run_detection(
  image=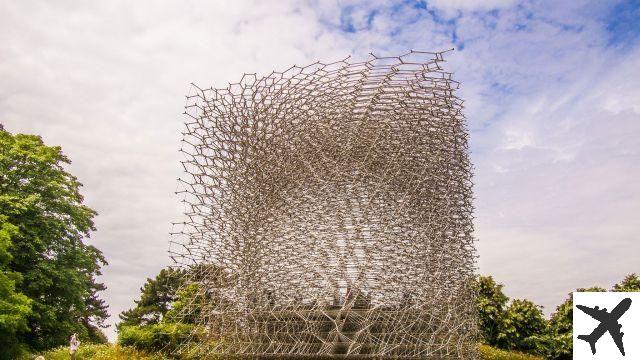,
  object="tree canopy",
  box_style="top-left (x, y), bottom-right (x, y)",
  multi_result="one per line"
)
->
top-left (613, 273), bottom-right (640, 291)
top-left (476, 275), bottom-right (509, 346)
top-left (118, 267), bottom-right (185, 328)
top-left (0, 212), bottom-right (32, 357)
top-left (497, 299), bottom-right (547, 353)
top-left (0, 127), bottom-right (108, 353)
